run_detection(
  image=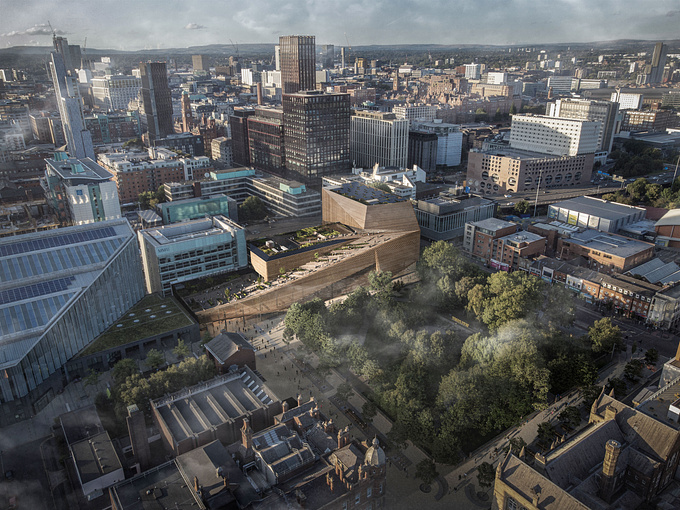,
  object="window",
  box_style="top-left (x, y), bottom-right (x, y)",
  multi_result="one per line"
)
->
top-left (367, 487), bottom-right (372, 498)
top-left (355, 493), bottom-right (361, 505)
